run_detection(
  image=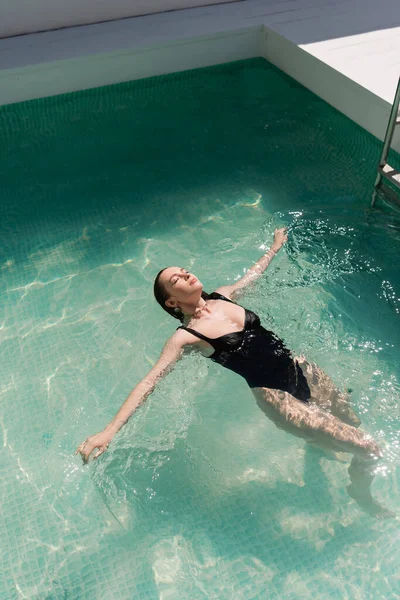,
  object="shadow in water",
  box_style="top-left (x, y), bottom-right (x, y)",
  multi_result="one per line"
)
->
top-left (93, 436), bottom-right (388, 594)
